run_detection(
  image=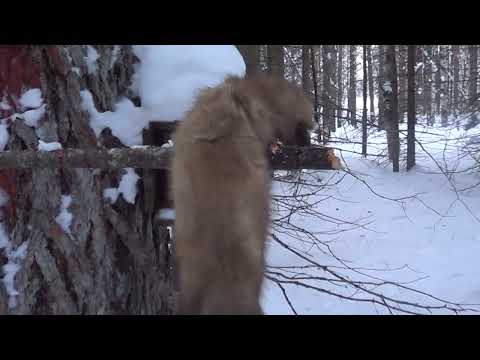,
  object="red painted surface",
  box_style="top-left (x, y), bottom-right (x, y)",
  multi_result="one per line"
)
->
top-left (0, 46), bottom-right (45, 228)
